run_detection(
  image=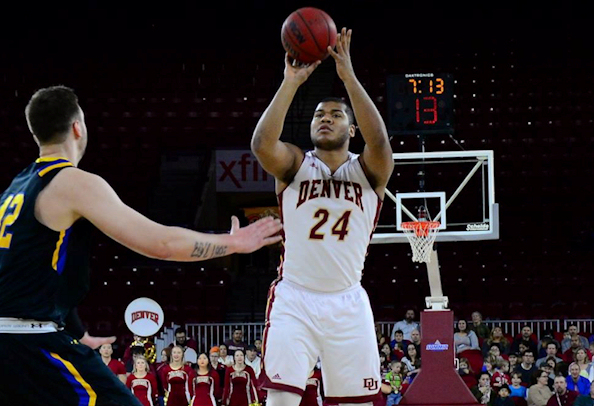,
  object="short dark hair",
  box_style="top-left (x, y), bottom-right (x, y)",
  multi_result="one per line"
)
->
top-left (395, 330), bottom-right (404, 335)
top-left (318, 97), bottom-right (355, 126)
top-left (25, 85), bottom-right (81, 145)
top-left (174, 328), bottom-right (186, 335)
